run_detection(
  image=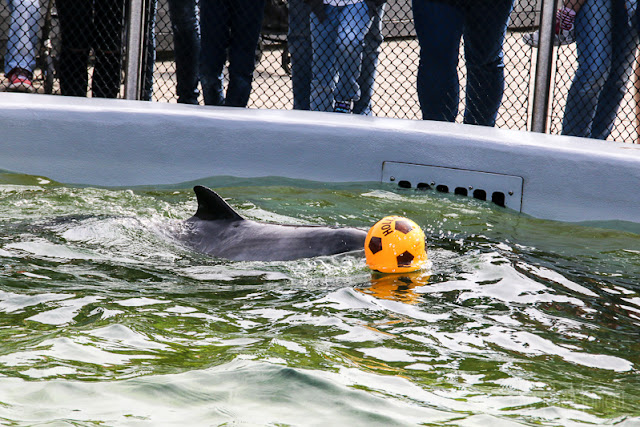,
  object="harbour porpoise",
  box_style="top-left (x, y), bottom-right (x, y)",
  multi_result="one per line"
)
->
top-left (181, 186), bottom-right (367, 261)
